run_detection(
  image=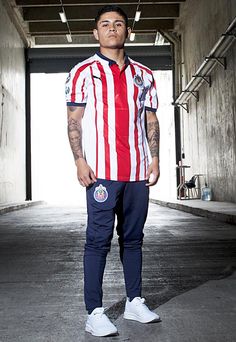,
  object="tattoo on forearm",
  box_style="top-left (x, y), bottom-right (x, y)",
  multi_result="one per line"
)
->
top-left (147, 120), bottom-right (160, 158)
top-left (67, 117), bottom-right (83, 160)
